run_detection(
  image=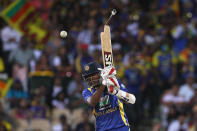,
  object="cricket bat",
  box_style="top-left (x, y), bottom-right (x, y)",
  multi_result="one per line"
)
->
top-left (100, 25), bottom-right (113, 67)
top-left (100, 25), bottom-right (136, 104)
